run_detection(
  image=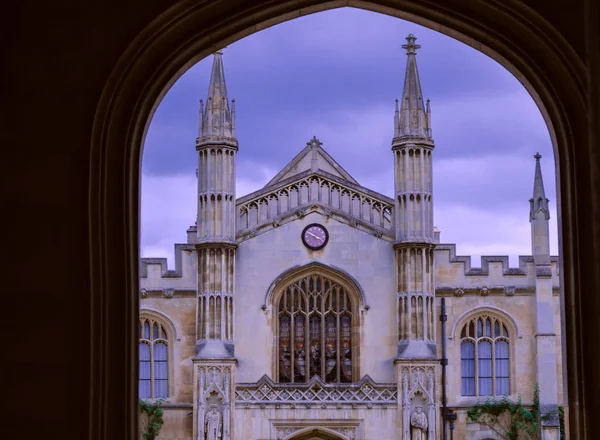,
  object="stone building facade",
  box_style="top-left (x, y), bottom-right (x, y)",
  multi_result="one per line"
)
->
top-left (139, 36), bottom-right (563, 440)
